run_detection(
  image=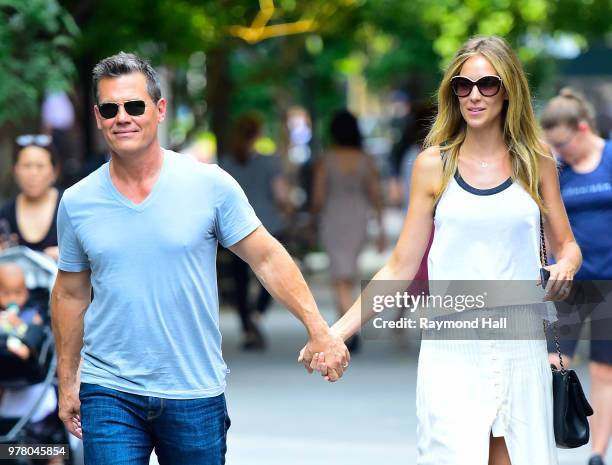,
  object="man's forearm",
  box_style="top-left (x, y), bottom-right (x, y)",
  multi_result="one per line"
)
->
top-left (51, 290), bottom-right (88, 387)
